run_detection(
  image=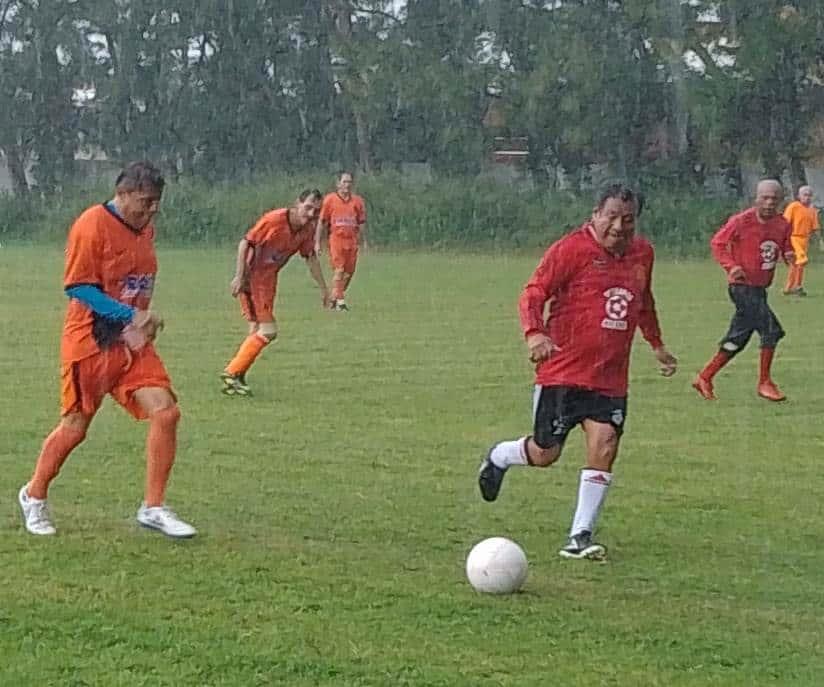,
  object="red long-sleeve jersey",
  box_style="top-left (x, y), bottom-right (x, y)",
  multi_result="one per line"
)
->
top-left (519, 225), bottom-right (663, 397)
top-left (710, 208), bottom-right (792, 287)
